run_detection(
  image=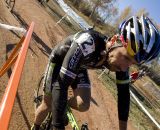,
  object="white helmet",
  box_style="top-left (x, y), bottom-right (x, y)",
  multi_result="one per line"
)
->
top-left (119, 15), bottom-right (160, 64)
